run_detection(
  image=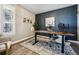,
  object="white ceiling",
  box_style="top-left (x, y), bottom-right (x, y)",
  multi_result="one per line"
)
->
top-left (20, 4), bottom-right (74, 14)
